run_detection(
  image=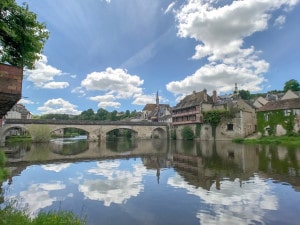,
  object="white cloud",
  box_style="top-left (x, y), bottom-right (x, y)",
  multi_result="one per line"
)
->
top-left (132, 93), bottom-right (157, 106)
top-left (42, 81), bottom-right (69, 89)
top-left (98, 101), bottom-right (121, 109)
top-left (167, 0), bottom-right (298, 97)
top-left (274, 15), bottom-right (286, 28)
top-left (71, 87), bottom-right (86, 96)
top-left (25, 54), bottom-right (69, 89)
top-left (37, 98), bottom-right (81, 115)
top-left (81, 67), bottom-right (144, 99)
top-left (165, 2), bottom-right (176, 14)
top-left (18, 98), bottom-right (35, 105)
